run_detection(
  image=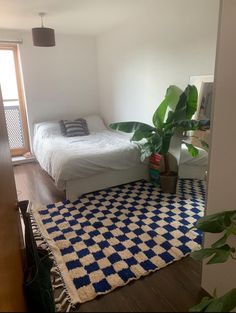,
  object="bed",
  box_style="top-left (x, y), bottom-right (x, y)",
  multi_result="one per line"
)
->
top-left (33, 115), bottom-right (149, 199)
